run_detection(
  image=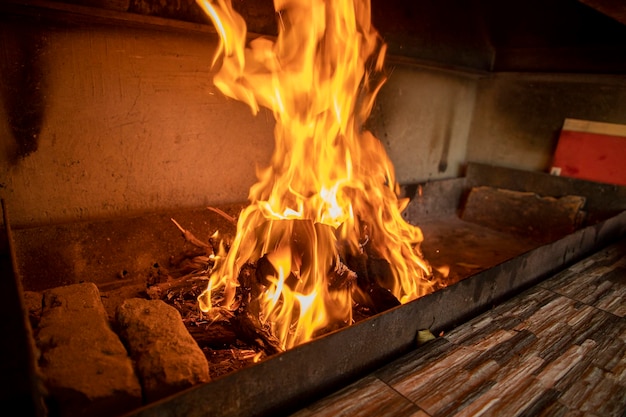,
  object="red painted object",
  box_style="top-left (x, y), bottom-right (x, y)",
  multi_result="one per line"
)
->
top-left (551, 118), bottom-right (626, 186)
